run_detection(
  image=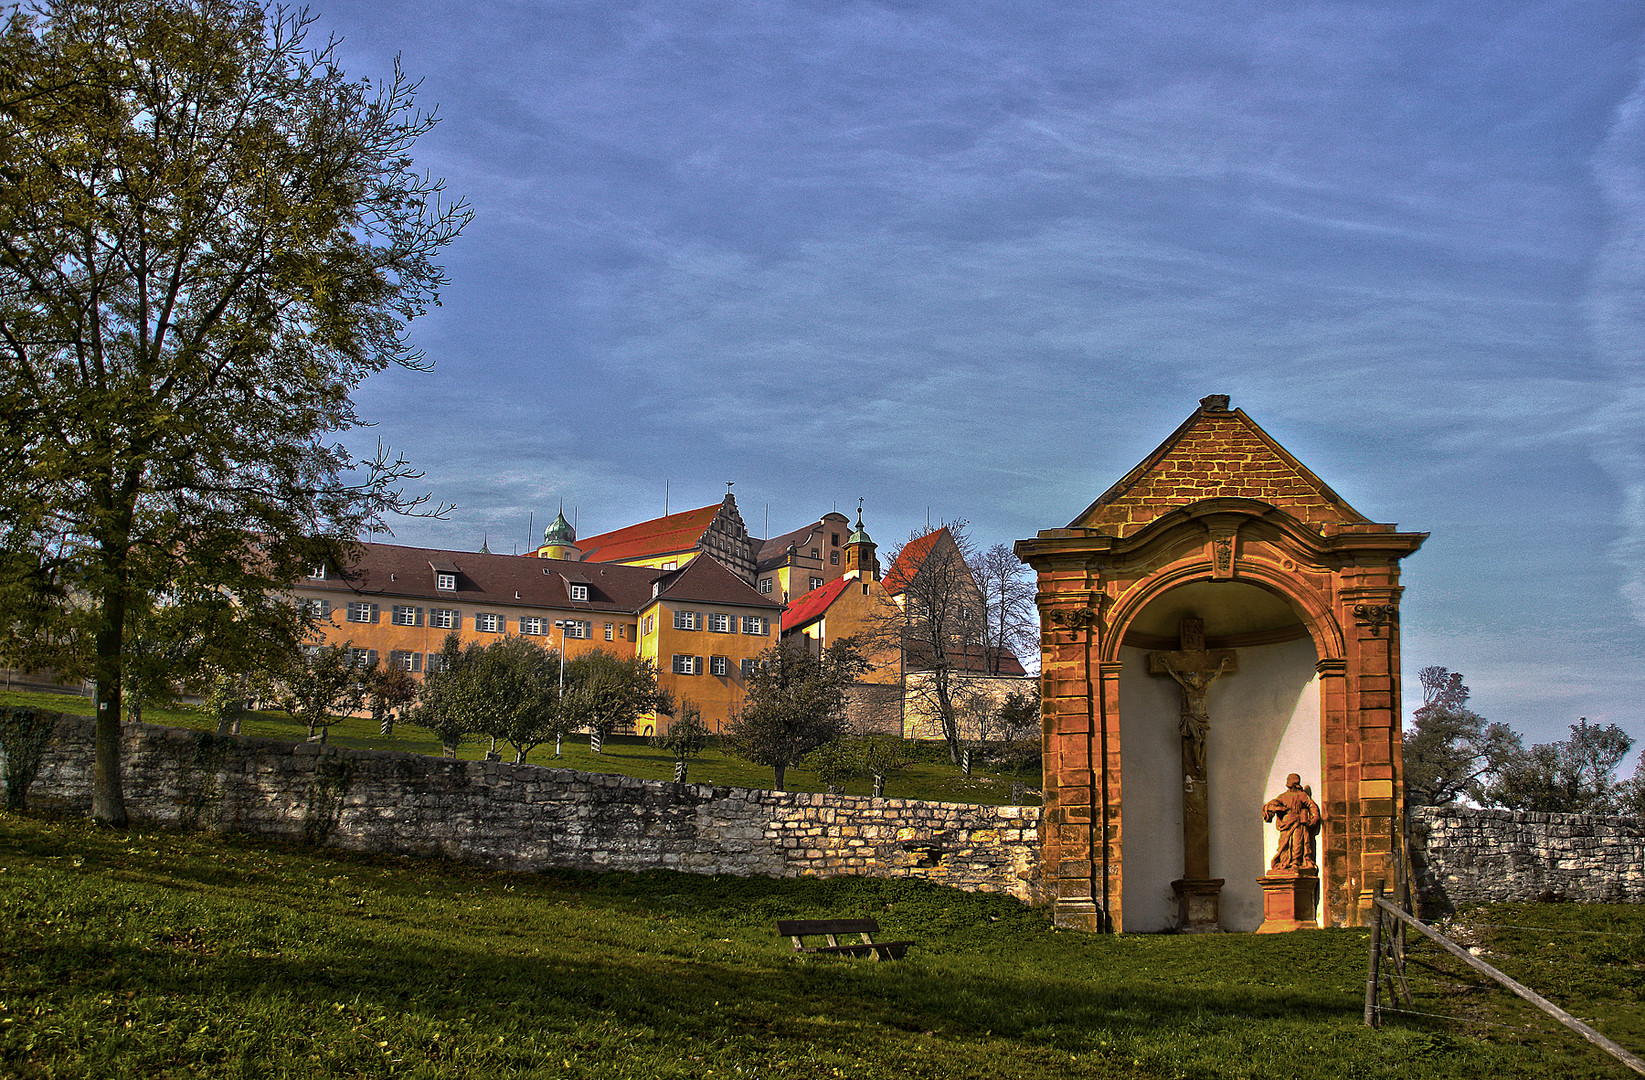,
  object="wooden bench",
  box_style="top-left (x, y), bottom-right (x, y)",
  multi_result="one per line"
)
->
top-left (776, 919), bottom-right (913, 961)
